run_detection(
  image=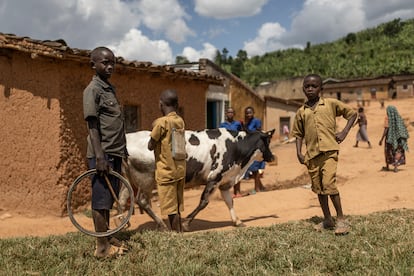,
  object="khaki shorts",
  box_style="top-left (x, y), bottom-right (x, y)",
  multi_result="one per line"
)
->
top-left (157, 178), bottom-right (185, 216)
top-left (306, 151), bottom-right (339, 195)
